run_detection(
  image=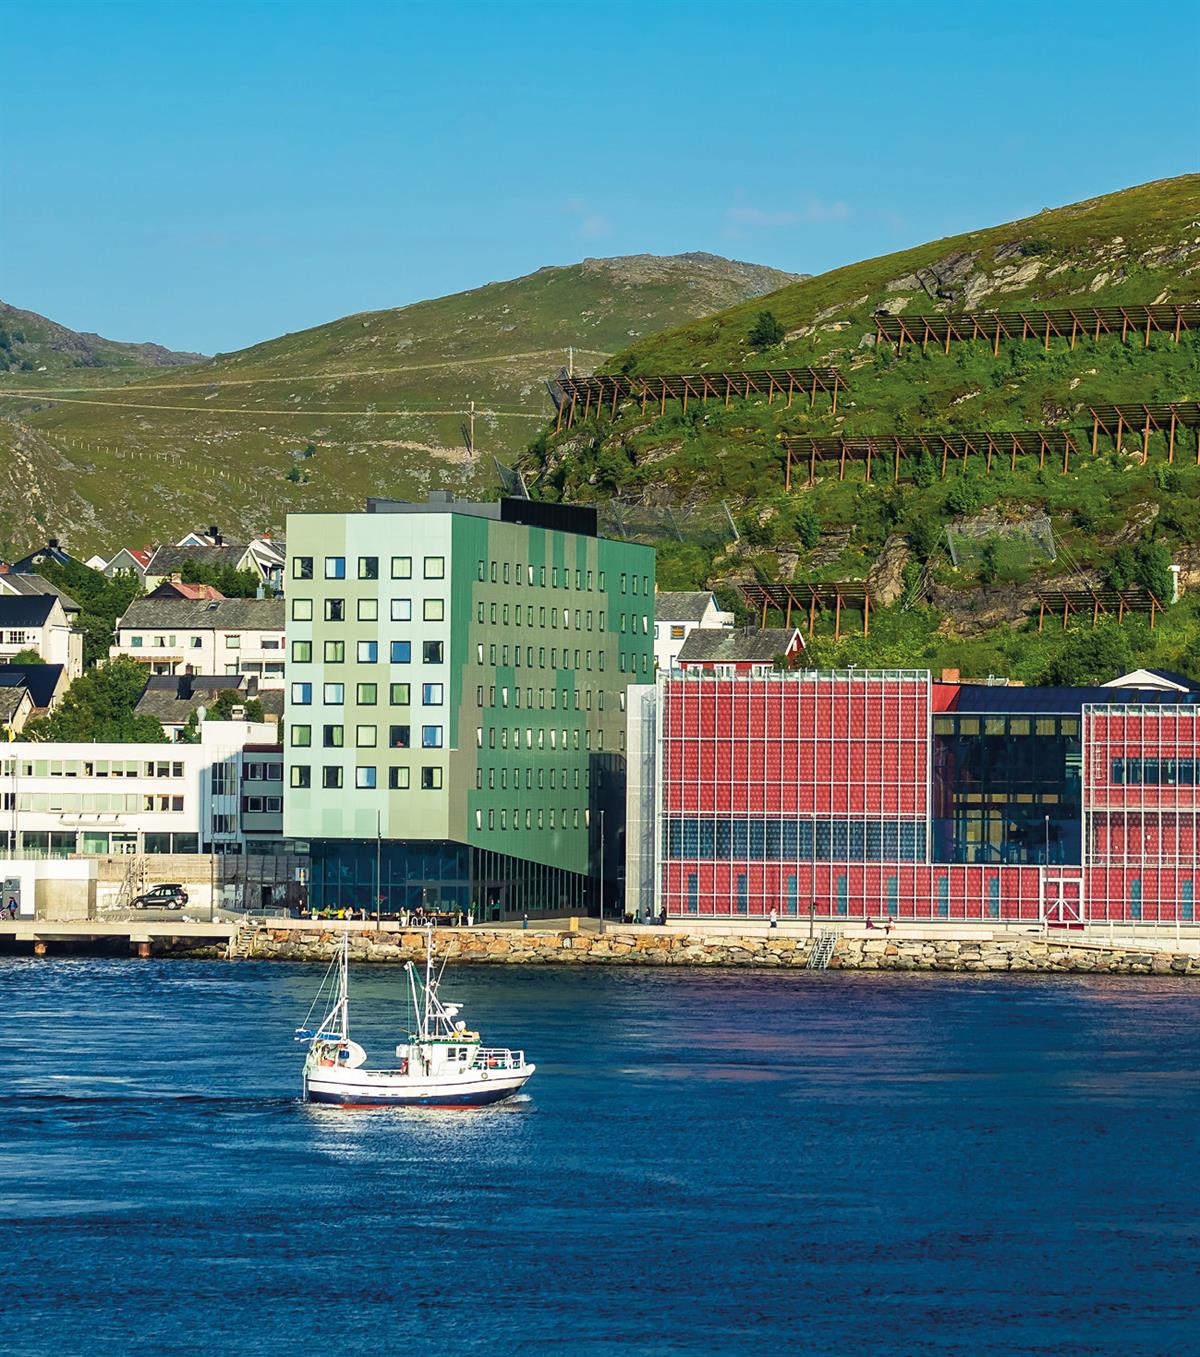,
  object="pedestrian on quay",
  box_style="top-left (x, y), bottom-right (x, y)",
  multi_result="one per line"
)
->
top-left (6, 896), bottom-right (16, 919)
top-left (865, 916), bottom-right (876, 930)
top-left (769, 907), bottom-right (778, 930)
top-left (885, 916), bottom-right (894, 936)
